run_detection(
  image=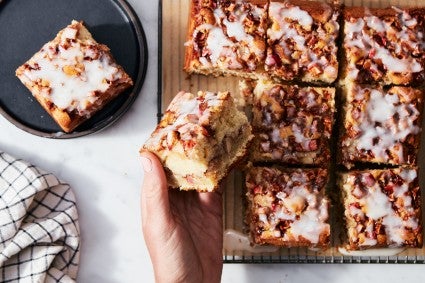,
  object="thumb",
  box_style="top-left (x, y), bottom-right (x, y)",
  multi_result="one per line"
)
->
top-left (140, 150), bottom-right (171, 231)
